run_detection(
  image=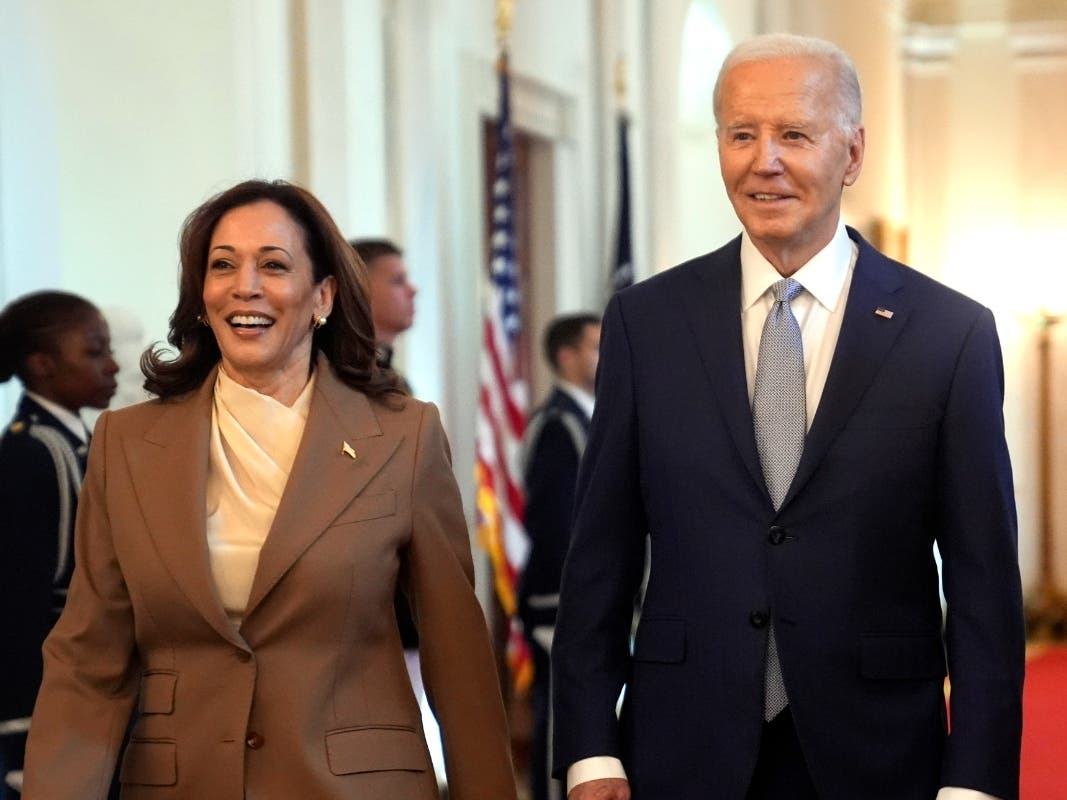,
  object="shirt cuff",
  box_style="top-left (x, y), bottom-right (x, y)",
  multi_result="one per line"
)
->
top-left (936, 788), bottom-right (1000, 800)
top-left (566, 756), bottom-right (628, 793)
